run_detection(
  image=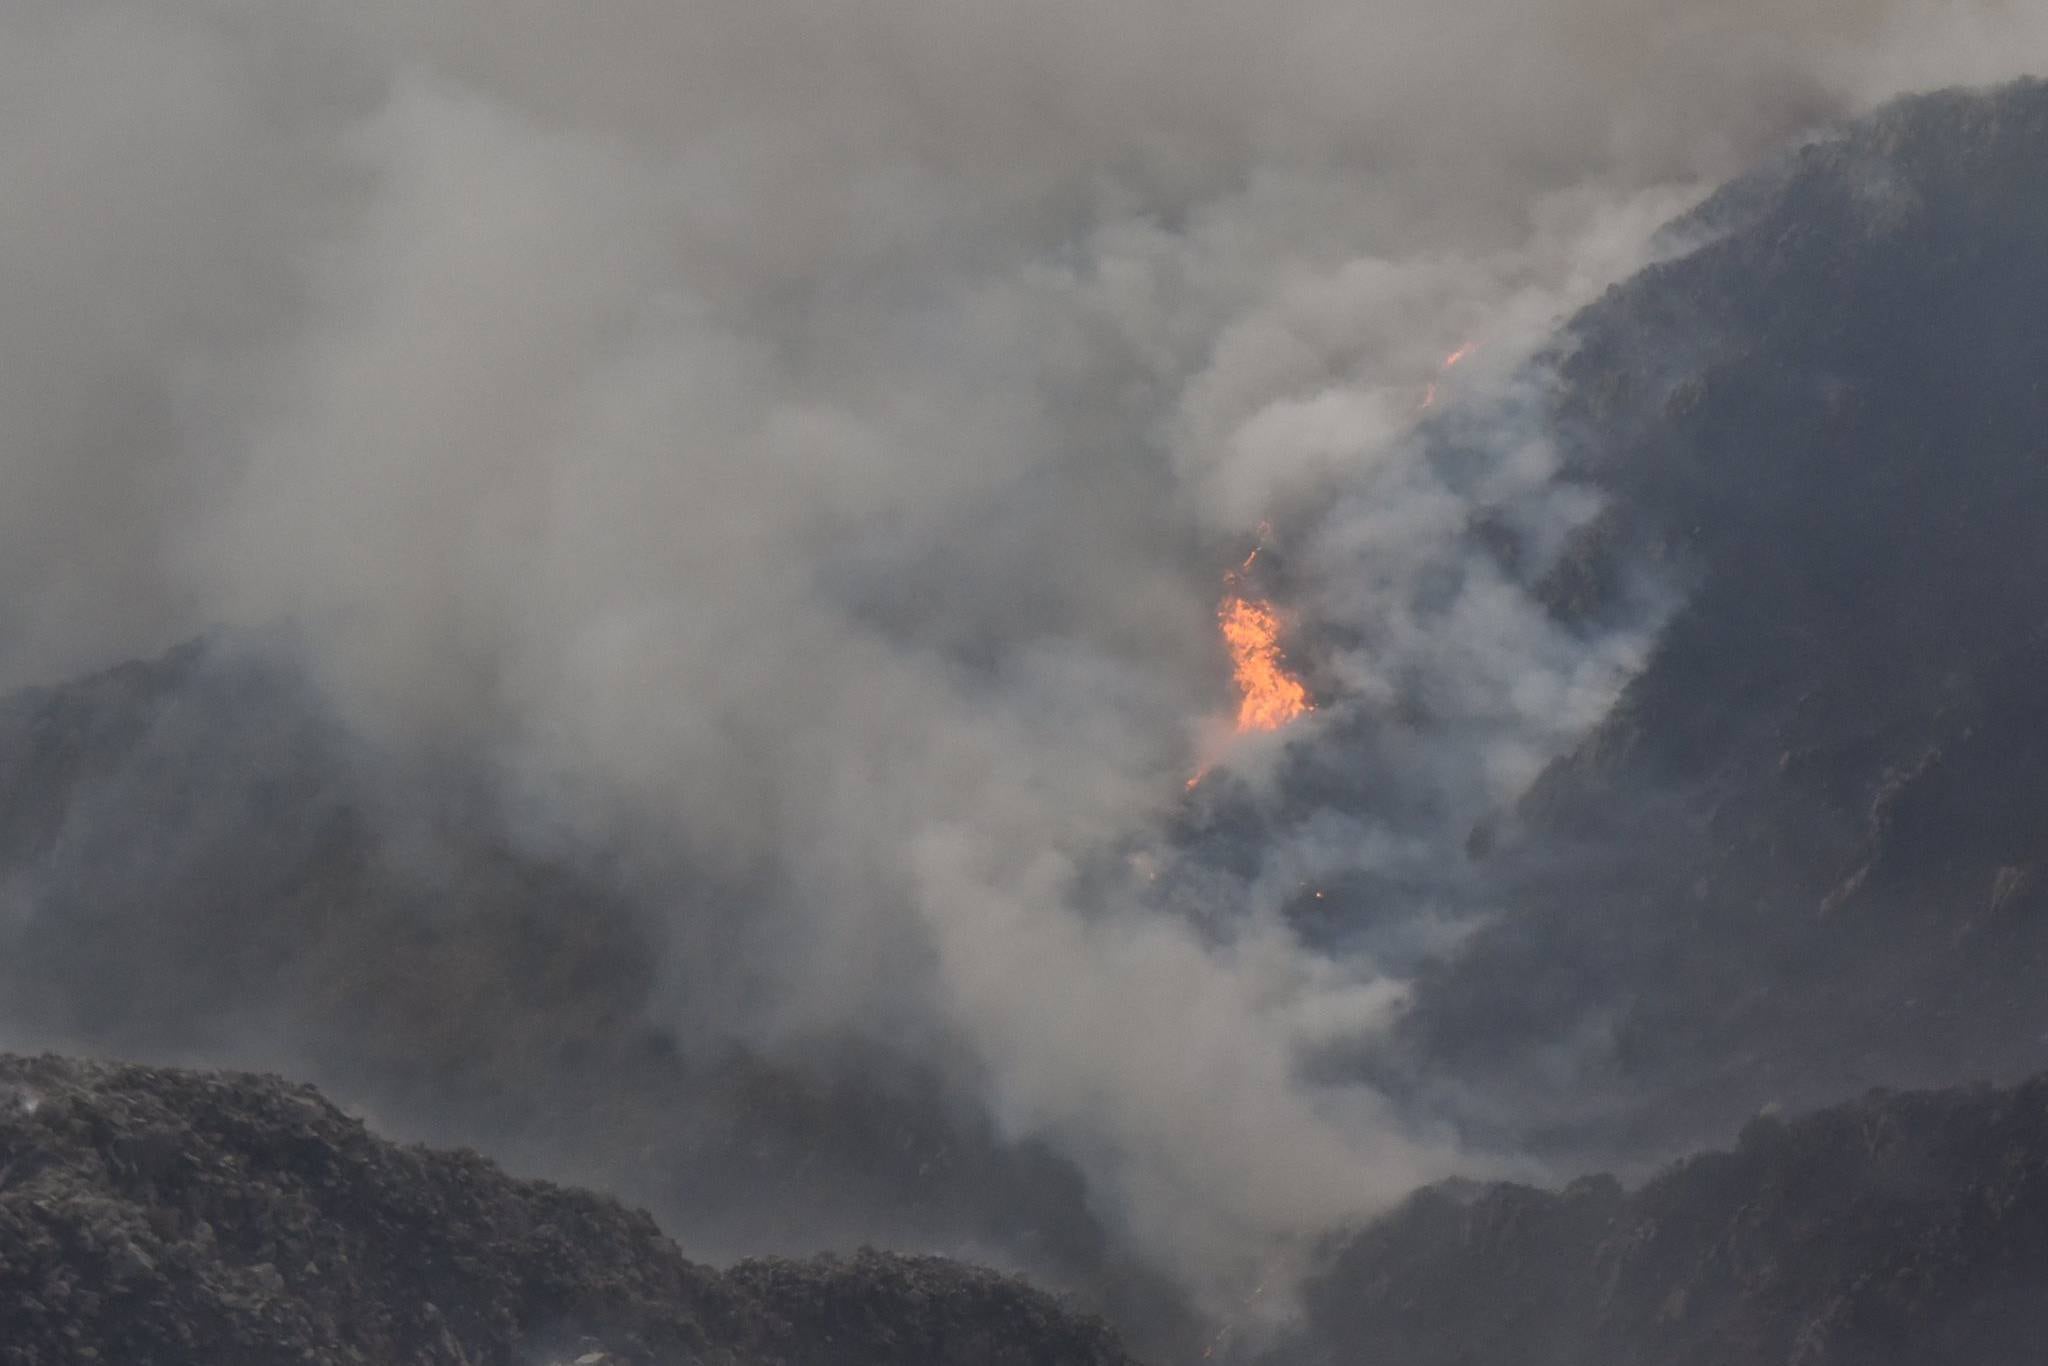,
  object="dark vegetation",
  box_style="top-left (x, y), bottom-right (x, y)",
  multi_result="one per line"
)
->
top-left (0, 636), bottom-right (1128, 1294)
top-left (0, 1053), bottom-right (1134, 1366)
top-left (1282, 1077), bottom-right (2048, 1366)
top-left (1392, 75), bottom-right (2048, 1159)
